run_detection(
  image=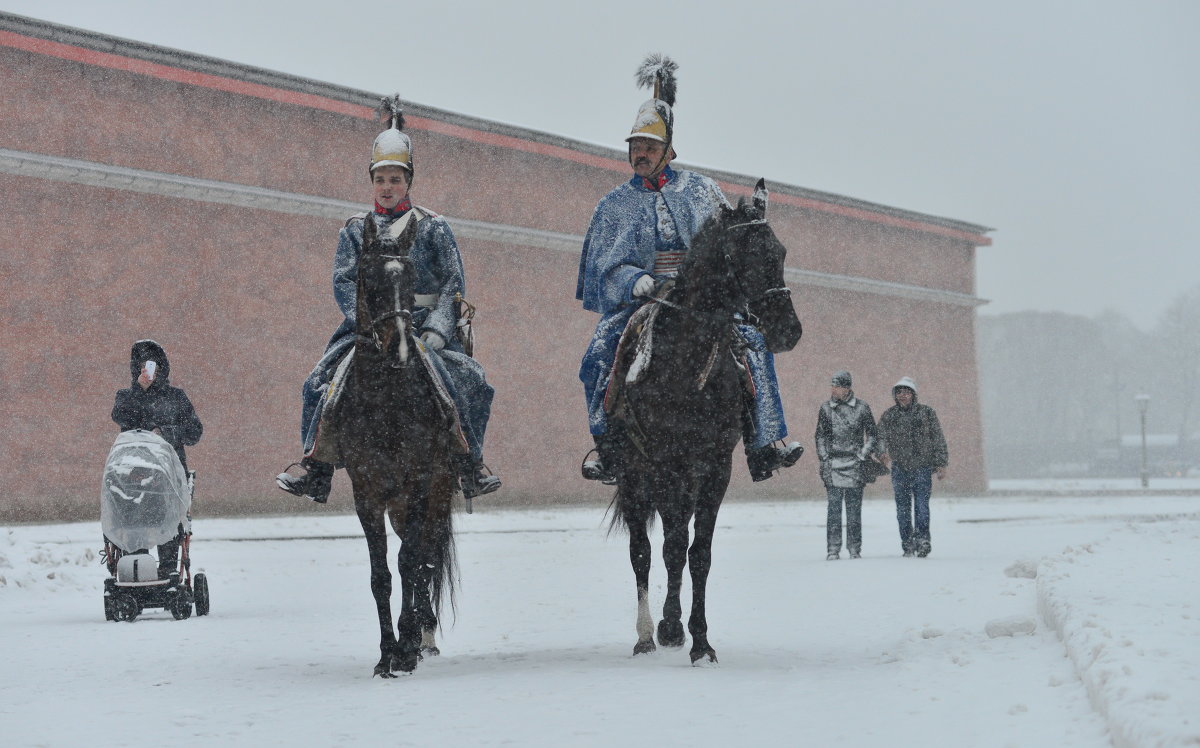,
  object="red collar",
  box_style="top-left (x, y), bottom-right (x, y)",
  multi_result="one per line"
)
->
top-left (641, 172), bottom-right (670, 191)
top-left (374, 197), bottom-right (412, 215)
